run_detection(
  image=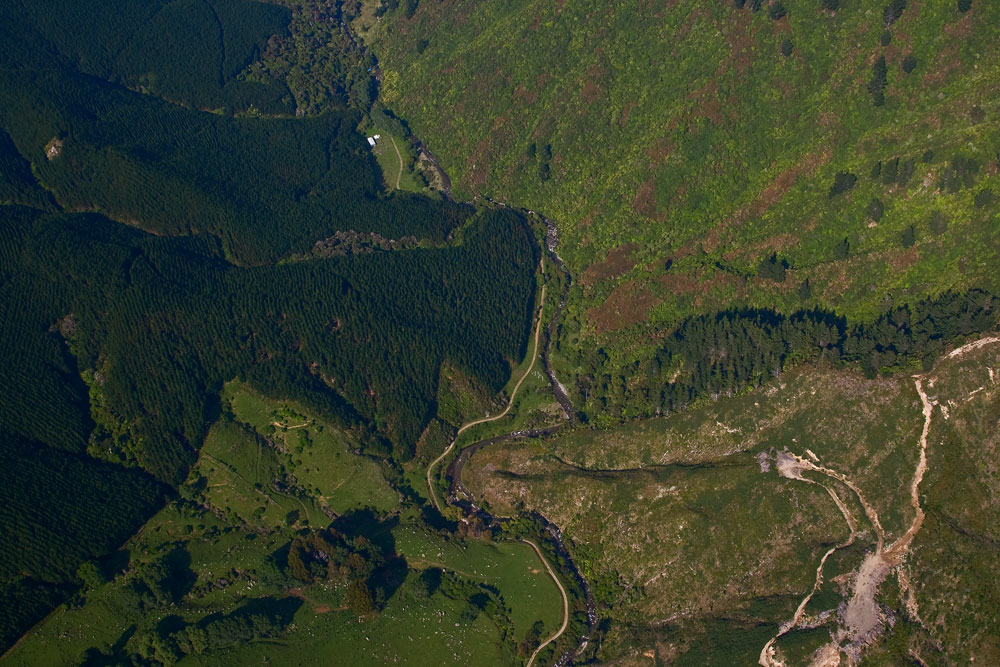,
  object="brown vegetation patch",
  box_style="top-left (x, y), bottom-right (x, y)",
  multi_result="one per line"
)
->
top-left (715, 148), bottom-right (832, 248)
top-left (721, 10), bottom-right (756, 77)
top-left (581, 243), bottom-right (640, 287)
top-left (620, 101), bottom-right (637, 128)
top-left (587, 280), bottom-right (659, 334)
top-left (467, 136), bottom-right (492, 190)
top-left (945, 9), bottom-right (974, 40)
top-left (687, 80), bottom-right (724, 126)
top-left (891, 247), bottom-right (921, 272)
top-left (588, 268), bottom-right (738, 334)
top-left (581, 78), bottom-right (602, 105)
top-left (528, 11), bottom-right (541, 32)
top-left (647, 121), bottom-right (682, 169)
top-left (722, 233), bottom-right (798, 262)
top-left (771, 15), bottom-right (792, 36)
top-left (632, 177), bottom-right (664, 220)
top-left (582, 60), bottom-right (607, 105)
